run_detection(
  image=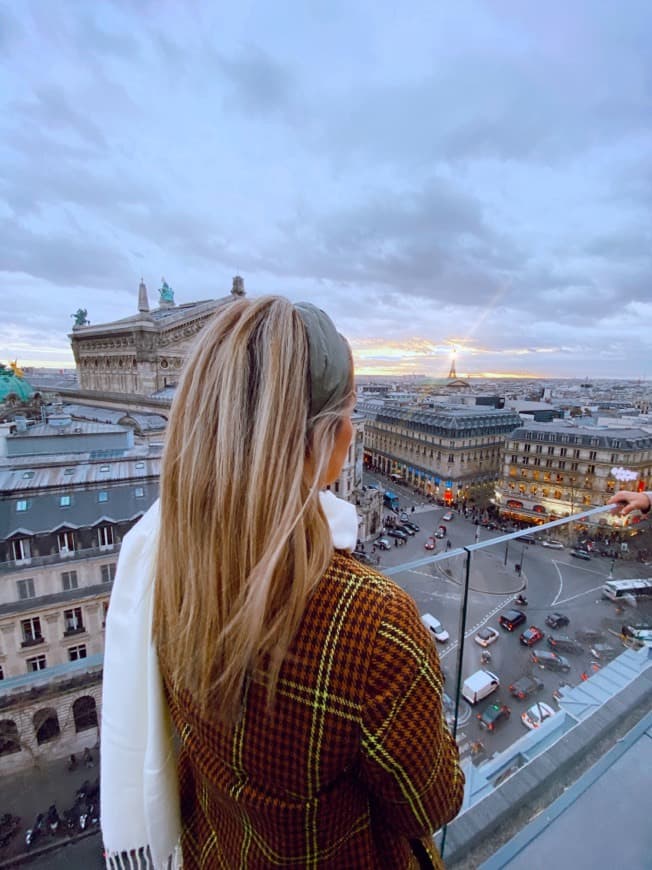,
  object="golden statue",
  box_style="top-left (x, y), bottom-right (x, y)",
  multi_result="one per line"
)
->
top-left (9, 360), bottom-right (24, 378)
